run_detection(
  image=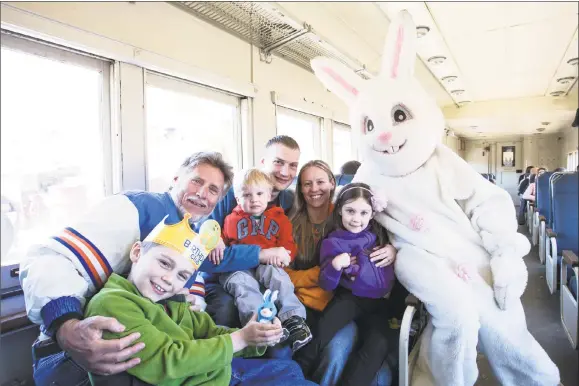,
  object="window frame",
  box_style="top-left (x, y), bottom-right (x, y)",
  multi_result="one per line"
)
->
top-left (0, 33), bottom-right (114, 319)
top-left (143, 70), bottom-right (244, 191)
